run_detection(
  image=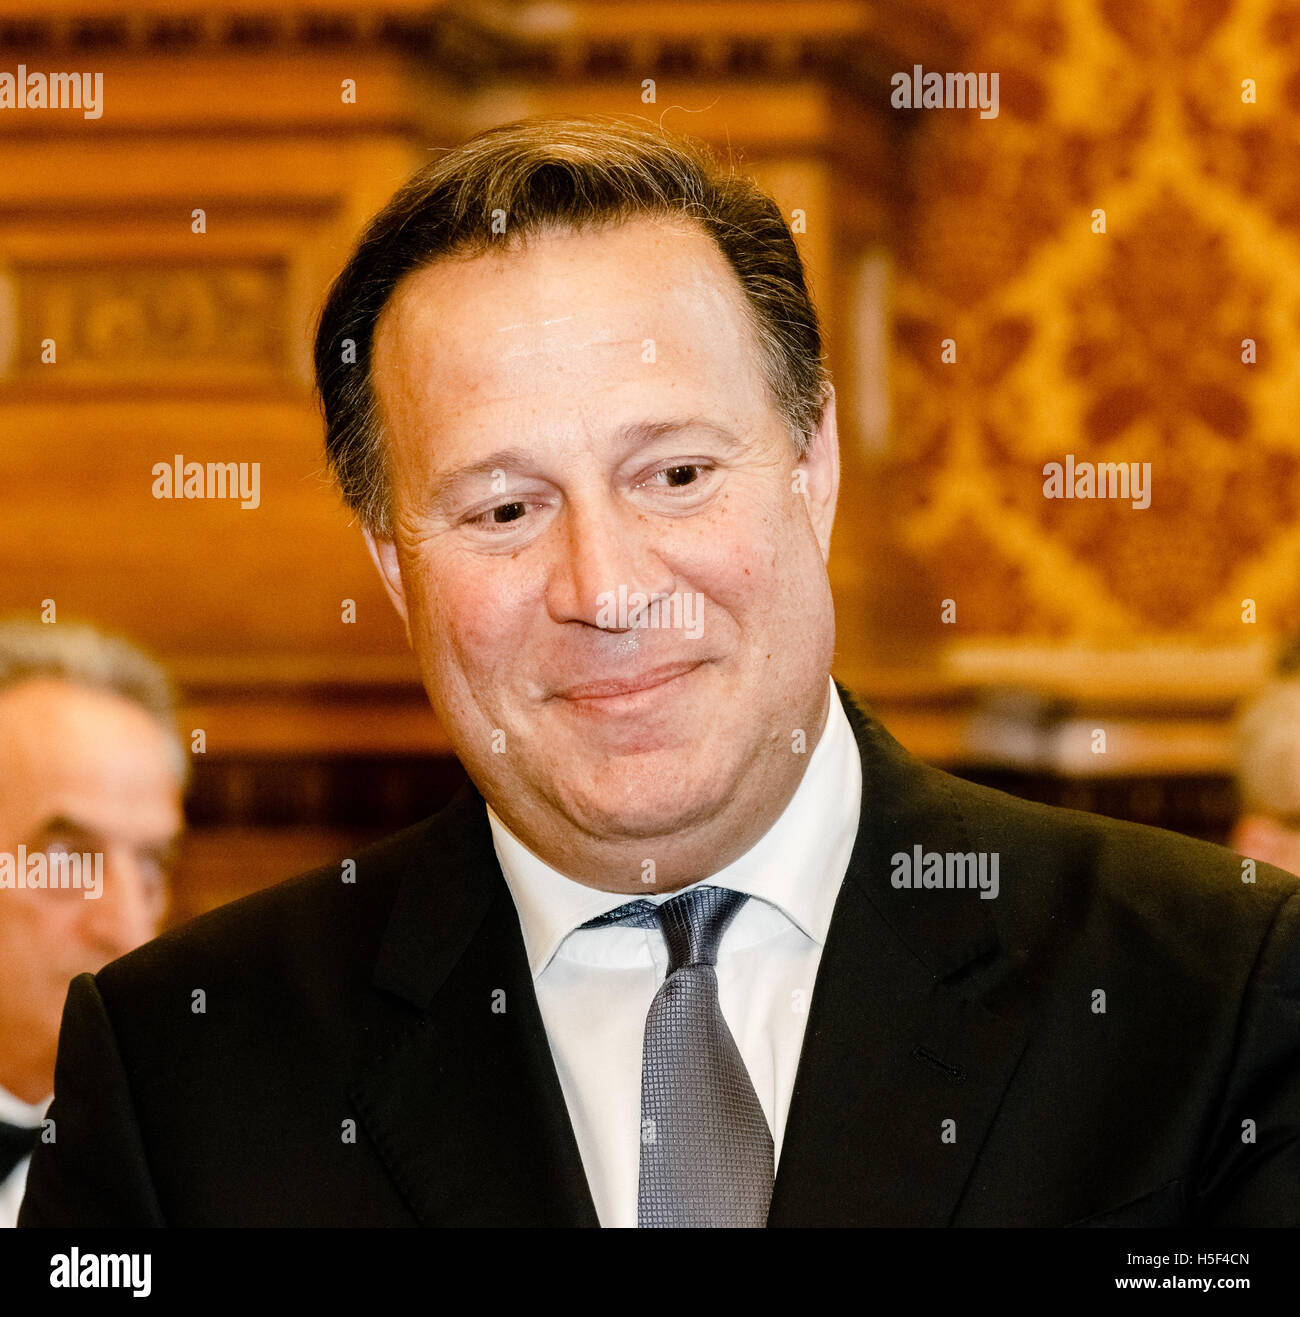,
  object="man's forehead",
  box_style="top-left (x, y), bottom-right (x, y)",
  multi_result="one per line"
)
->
top-left (0, 676), bottom-right (141, 730)
top-left (374, 217), bottom-right (754, 368)
top-left (0, 680), bottom-right (175, 780)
